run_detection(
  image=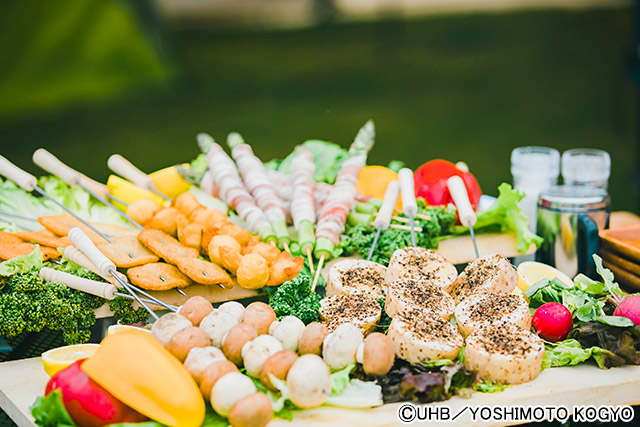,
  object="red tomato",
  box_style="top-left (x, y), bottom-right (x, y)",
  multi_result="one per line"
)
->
top-left (414, 160), bottom-right (482, 210)
top-left (45, 359), bottom-right (146, 427)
